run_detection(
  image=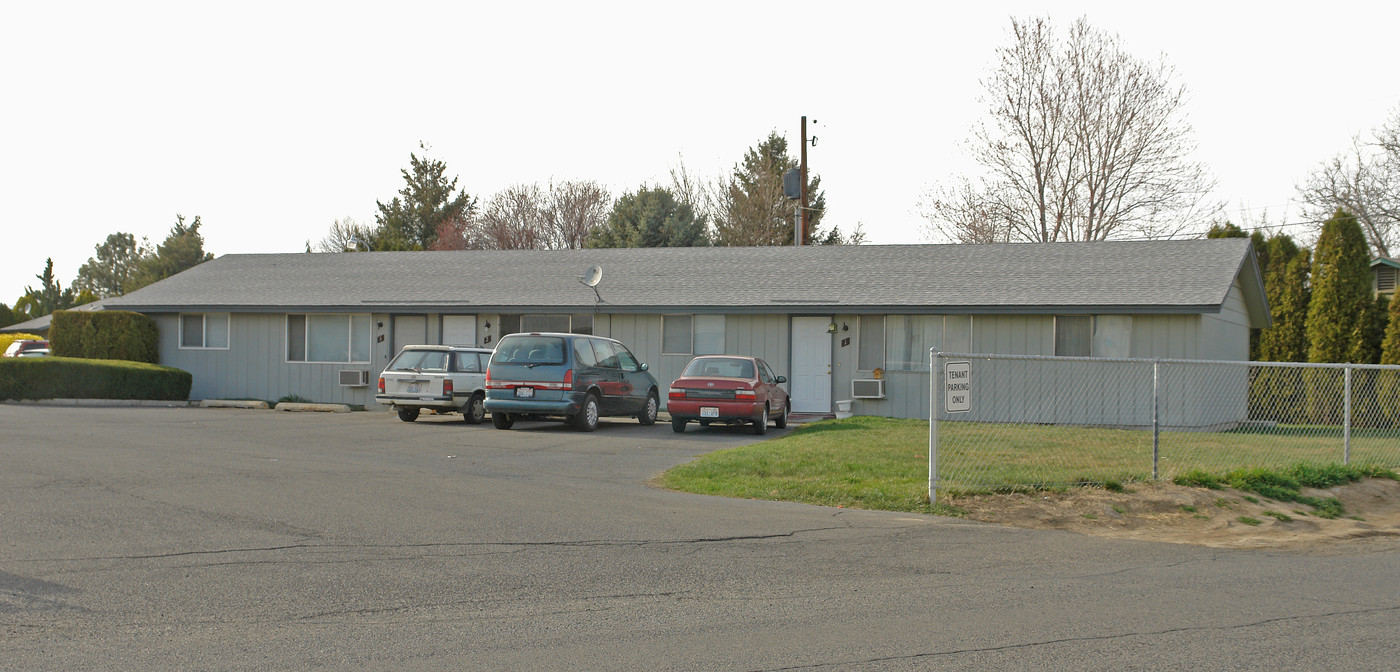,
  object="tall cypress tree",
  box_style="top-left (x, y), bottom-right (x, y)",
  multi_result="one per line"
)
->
top-left (1383, 290), bottom-right (1400, 365)
top-left (1307, 209), bottom-right (1373, 363)
top-left (1257, 234), bottom-right (1310, 362)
